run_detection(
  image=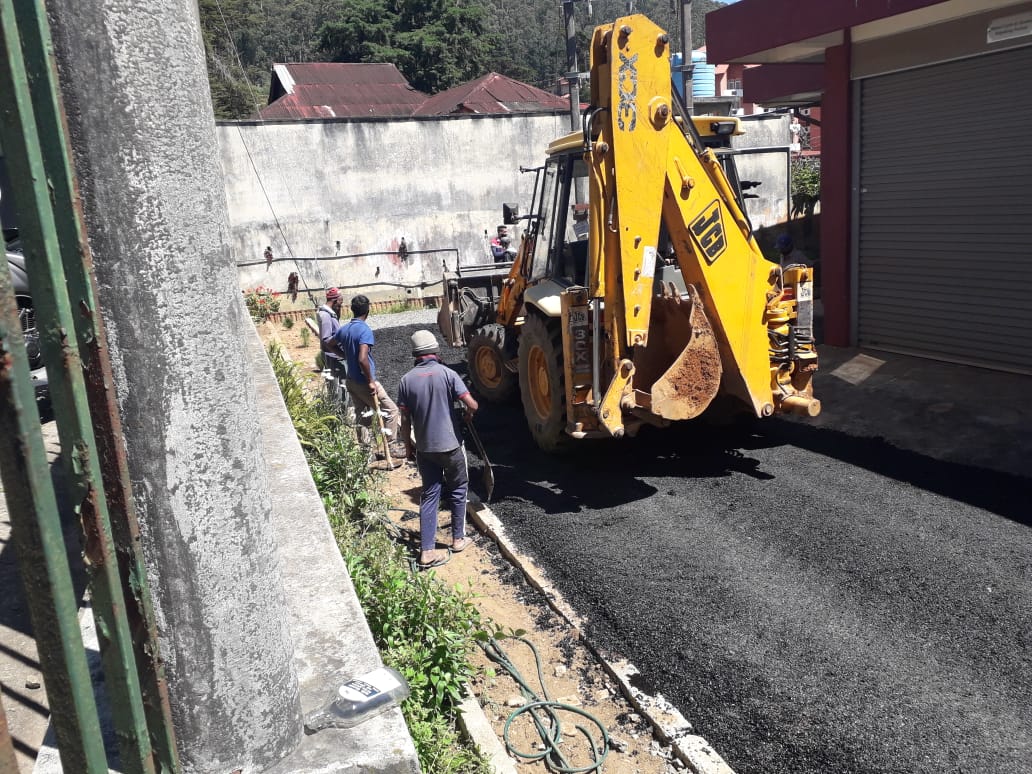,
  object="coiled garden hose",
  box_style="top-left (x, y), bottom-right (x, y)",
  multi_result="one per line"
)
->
top-left (379, 507), bottom-right (610, 770)
top-left (480, 636), bottom-right (609, 773)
